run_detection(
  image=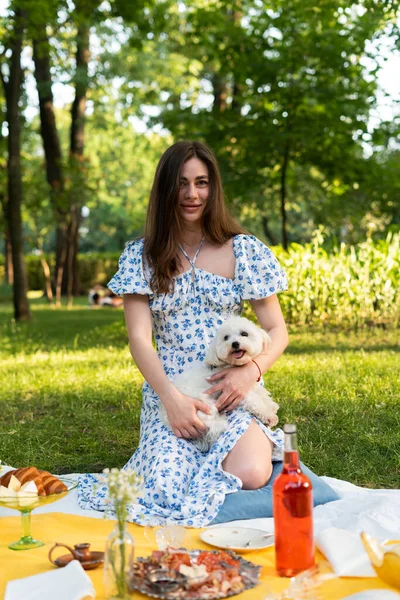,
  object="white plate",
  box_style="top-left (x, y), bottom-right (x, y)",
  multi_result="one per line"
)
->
top-left (200, 526), bottom-right (275, 552)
